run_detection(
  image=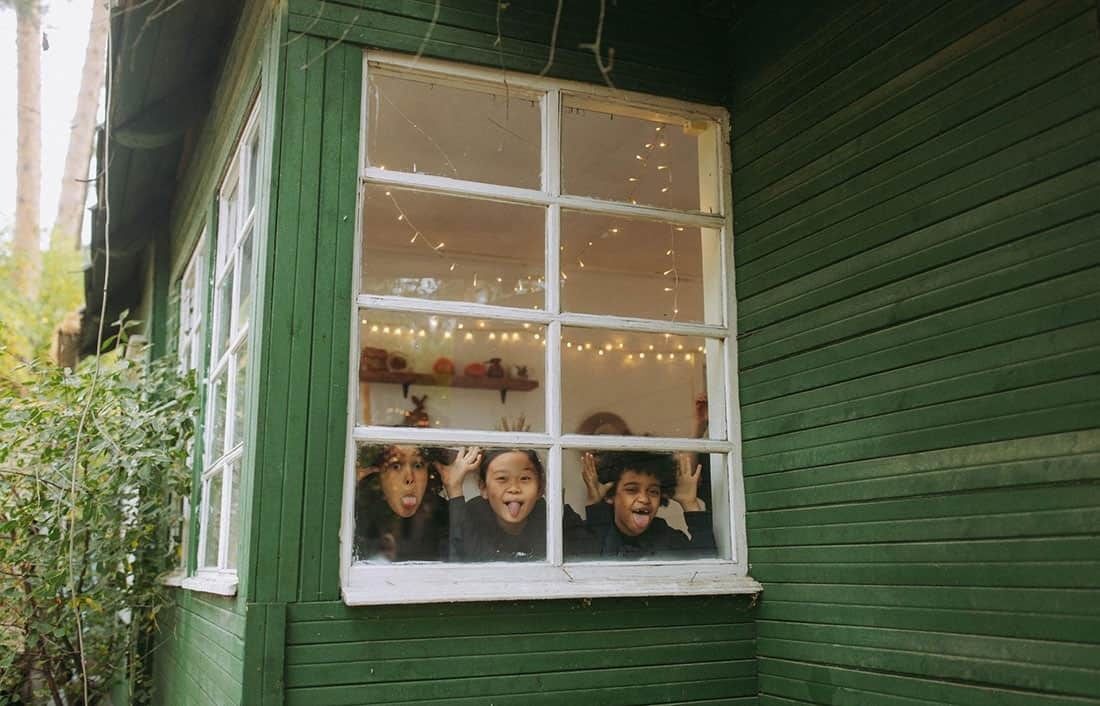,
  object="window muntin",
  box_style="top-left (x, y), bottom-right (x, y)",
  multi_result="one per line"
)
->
top-left (196, 107), bottom-right (260, 576)
top-left (347, 55), bottom-right (749, 603)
